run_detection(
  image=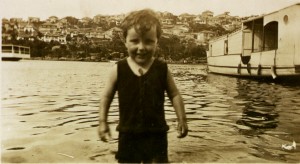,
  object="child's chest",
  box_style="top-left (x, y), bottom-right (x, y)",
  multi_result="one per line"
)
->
top-left (127, 60), bottom-right (153, 76)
